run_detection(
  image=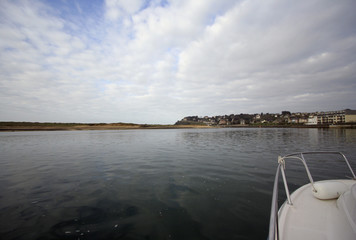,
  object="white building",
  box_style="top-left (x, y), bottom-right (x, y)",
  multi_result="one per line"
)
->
top-left (315, 109), bottom-right (356, 125)
top-left (345, 109), bottom-right (356, 123)
top-left (306, 116), bottom-right (318, 125)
